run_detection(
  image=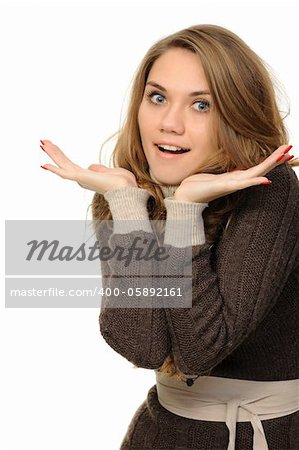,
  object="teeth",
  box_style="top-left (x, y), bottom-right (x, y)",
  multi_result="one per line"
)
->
top-left (157, 144), bottom-right (189, 152)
